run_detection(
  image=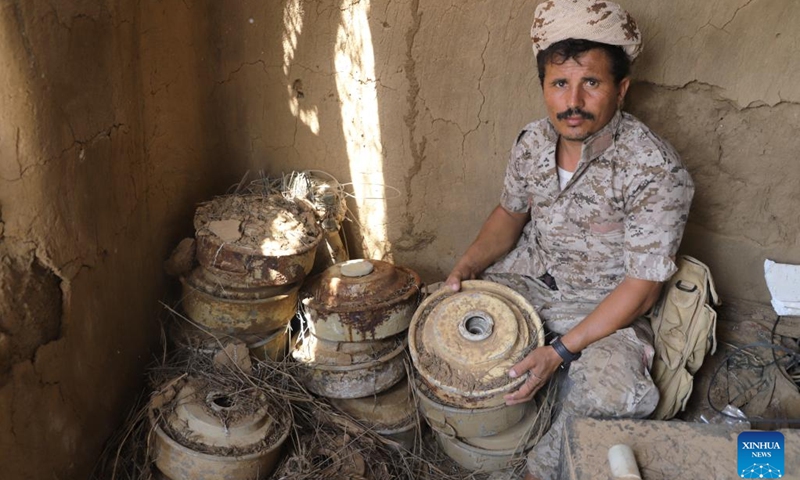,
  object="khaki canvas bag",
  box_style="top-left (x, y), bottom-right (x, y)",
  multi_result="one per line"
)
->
top-left (647, 255), bottom-right (721, 420)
